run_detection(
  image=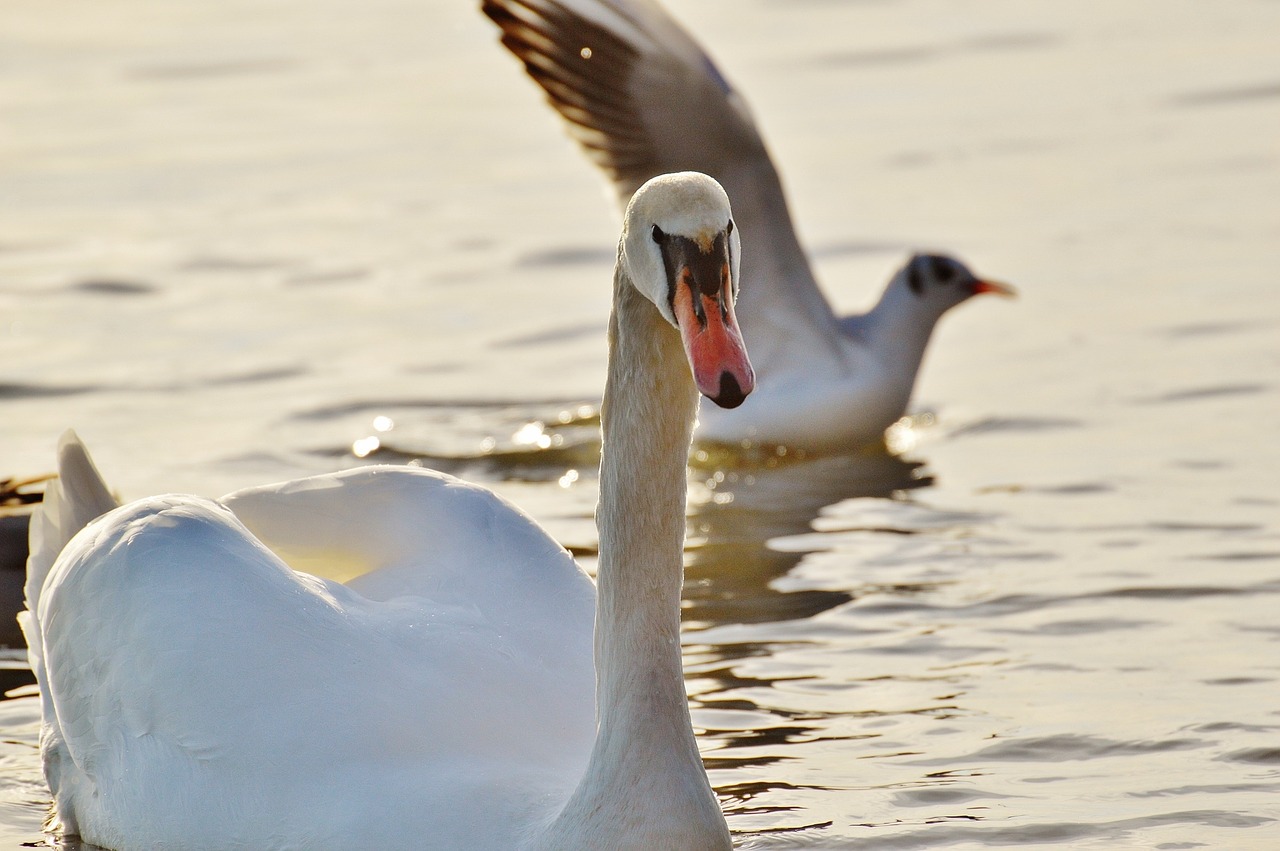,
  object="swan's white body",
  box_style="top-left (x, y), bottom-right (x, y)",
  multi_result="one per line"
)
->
top-left (27, 467), bottom-right (596, 849)
top-left (23, 172), bottom-right (747, 850)
top-left (483, 0), bottom-right (1014, 454)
